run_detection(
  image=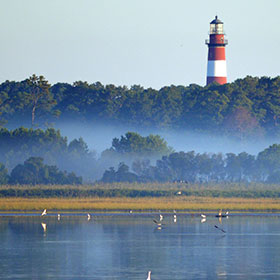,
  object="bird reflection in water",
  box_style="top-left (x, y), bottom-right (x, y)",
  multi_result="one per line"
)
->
top-left (41, 222), bottom-right (47, 236)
